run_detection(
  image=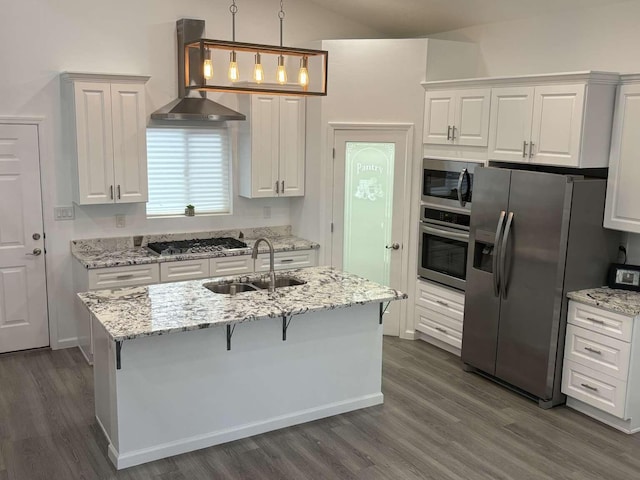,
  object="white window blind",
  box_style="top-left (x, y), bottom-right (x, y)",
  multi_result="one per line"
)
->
top-left (146, 127), bottom-right (231, 216)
